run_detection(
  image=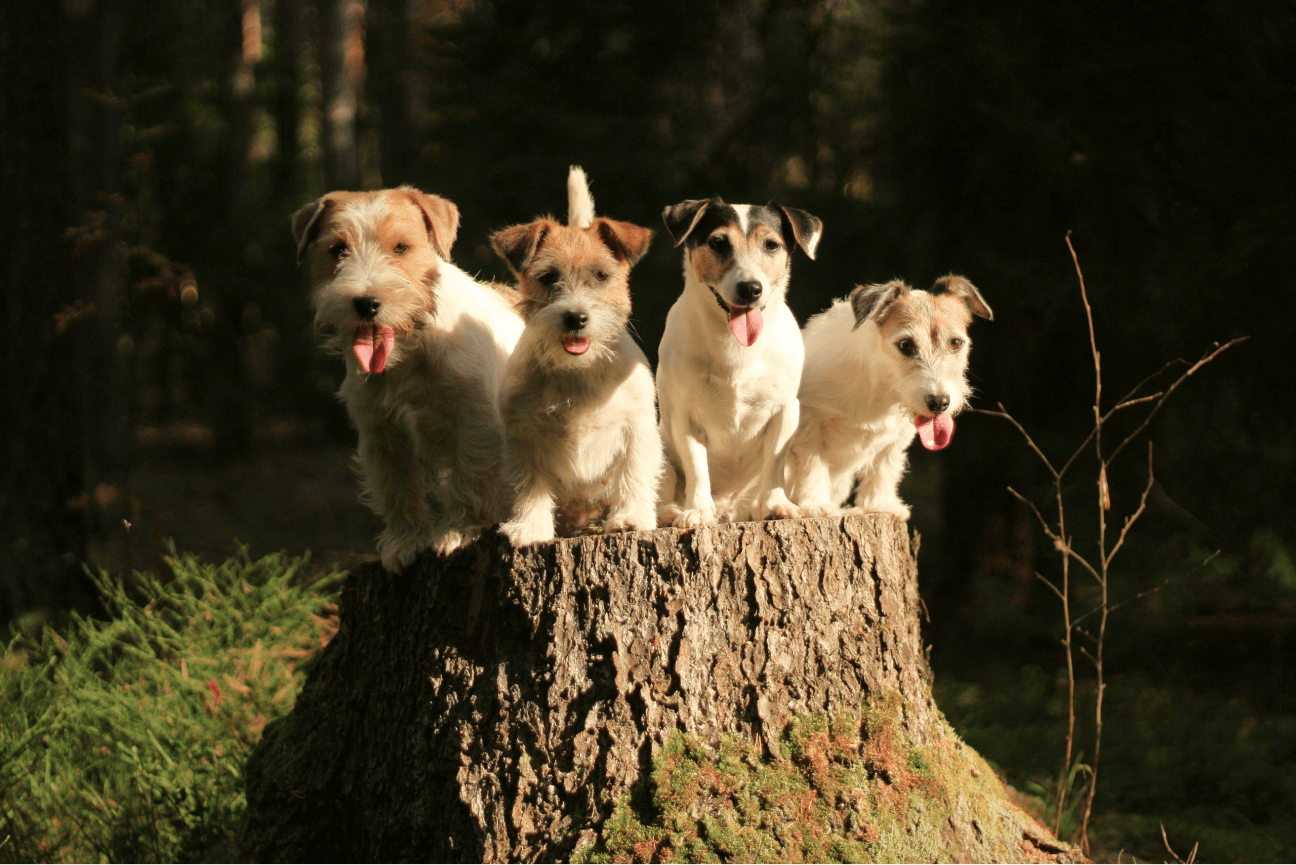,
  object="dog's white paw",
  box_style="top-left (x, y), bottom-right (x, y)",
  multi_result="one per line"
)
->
top-left (377, 528), bottom-right (426, 573)
top-left (429, 524), bottom-right (480, 556)
top-left (759, 490), bottom-right (802, 521)
top-left (672, 504), bottom-right (716, 529)
top-left (603, 509), bottom-right (655, 535)
top-left (800, 502), bottom-right (840, 519)
top-left (657, 503), bottom-right (682, 528)
top-left (501, 515), bottom-right (555, 547)
top-left (860, 499), bottom-right (911, 521)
